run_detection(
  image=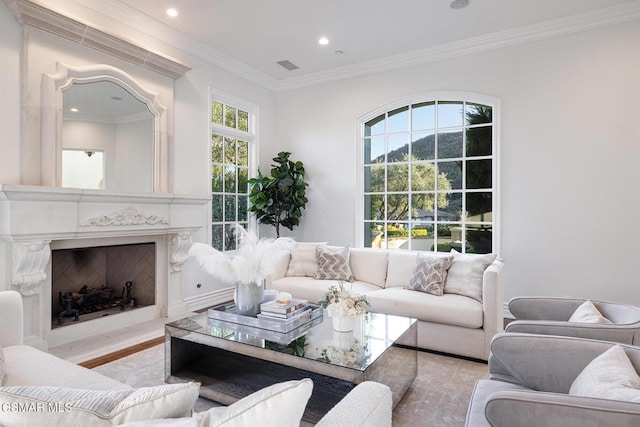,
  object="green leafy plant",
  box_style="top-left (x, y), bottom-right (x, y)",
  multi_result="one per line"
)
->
top-left (248, 152), bottom-right (308, 237)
